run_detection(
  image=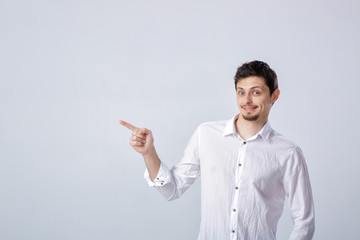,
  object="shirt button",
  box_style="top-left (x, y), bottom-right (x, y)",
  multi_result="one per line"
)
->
top-left (232, 230), bottom-right (235, 233)
top-left (233, 209), bottom-right (236, 212)
top-left (157, 178), bottom-right (159, 180)
top-left (235, 187), bottom-right (239, 190)
top-left (238, 163), bottom-right (242, 167)
top-left (244, 141), bottom-right (247, 144)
